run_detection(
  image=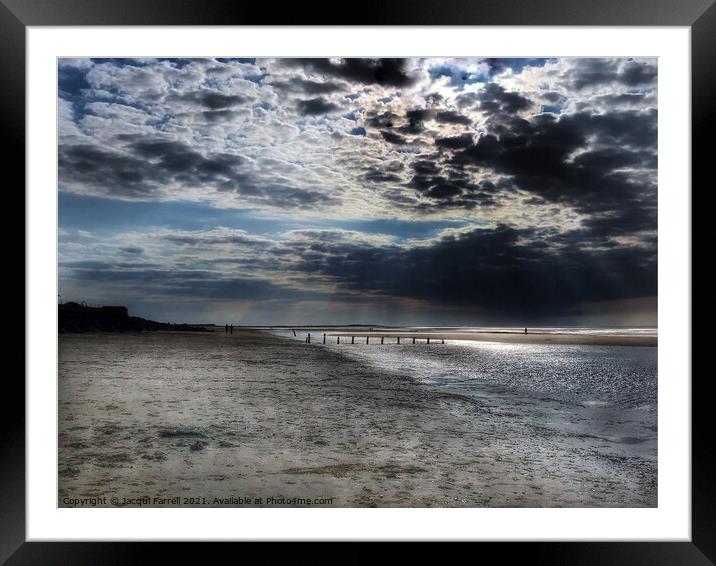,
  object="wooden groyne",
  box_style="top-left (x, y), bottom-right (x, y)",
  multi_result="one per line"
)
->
top-left (299, 331), bottom-right (446, 345)
top-left (289, 329), bottom-right (656, 348)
